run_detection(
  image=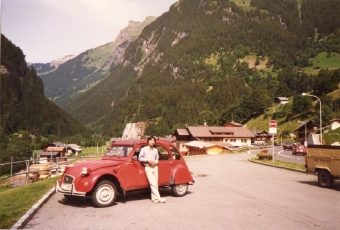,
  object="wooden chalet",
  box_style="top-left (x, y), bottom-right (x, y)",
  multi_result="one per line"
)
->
top-left (184, 141), bottom-right (233, 155)
top-left (37, 147), bottom-right (66, 163)
top-left (250, 130), bottom-right (272, 145)
top-left (173, 125), bottom-right (255, 155)
top-left (294, 120), bottom-right (314, 143)
top-left (274, 97), bottom-right (288, 104)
